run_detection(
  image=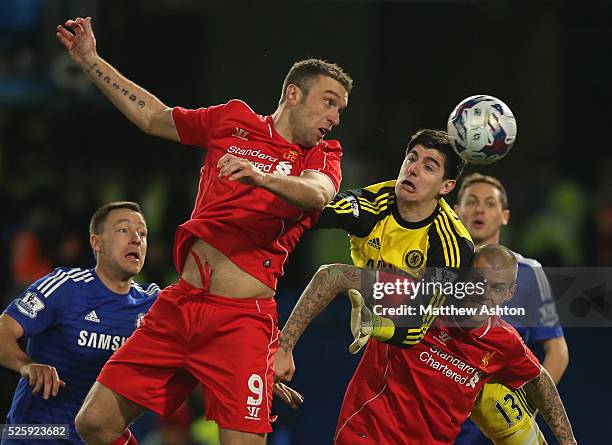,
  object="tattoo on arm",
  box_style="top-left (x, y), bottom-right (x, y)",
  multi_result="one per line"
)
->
top-left (279, 264), bottom-right (362, 352)
top-left (524, 369), bottom-right (576, 444)
top-left (86, 63), bottom-right (146, 108)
